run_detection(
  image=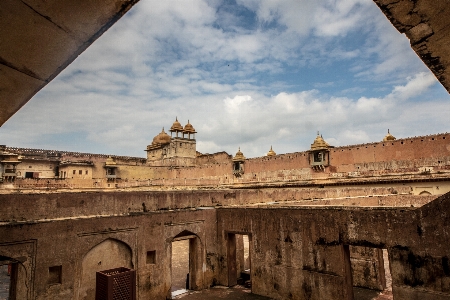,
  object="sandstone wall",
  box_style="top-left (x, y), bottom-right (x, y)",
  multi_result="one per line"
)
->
top-left (15, 160), bottom-right (59, 178)
top-left (373, 0), bottom-right (450, 93)
top-left (0, 190), bottom-right (449, 299)
top-left (0, 208), bottom-right (217, 300)
top-left (0, 187), bottom-right (435, 223)
top-left (217, 192), bottom-right (450, 299)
